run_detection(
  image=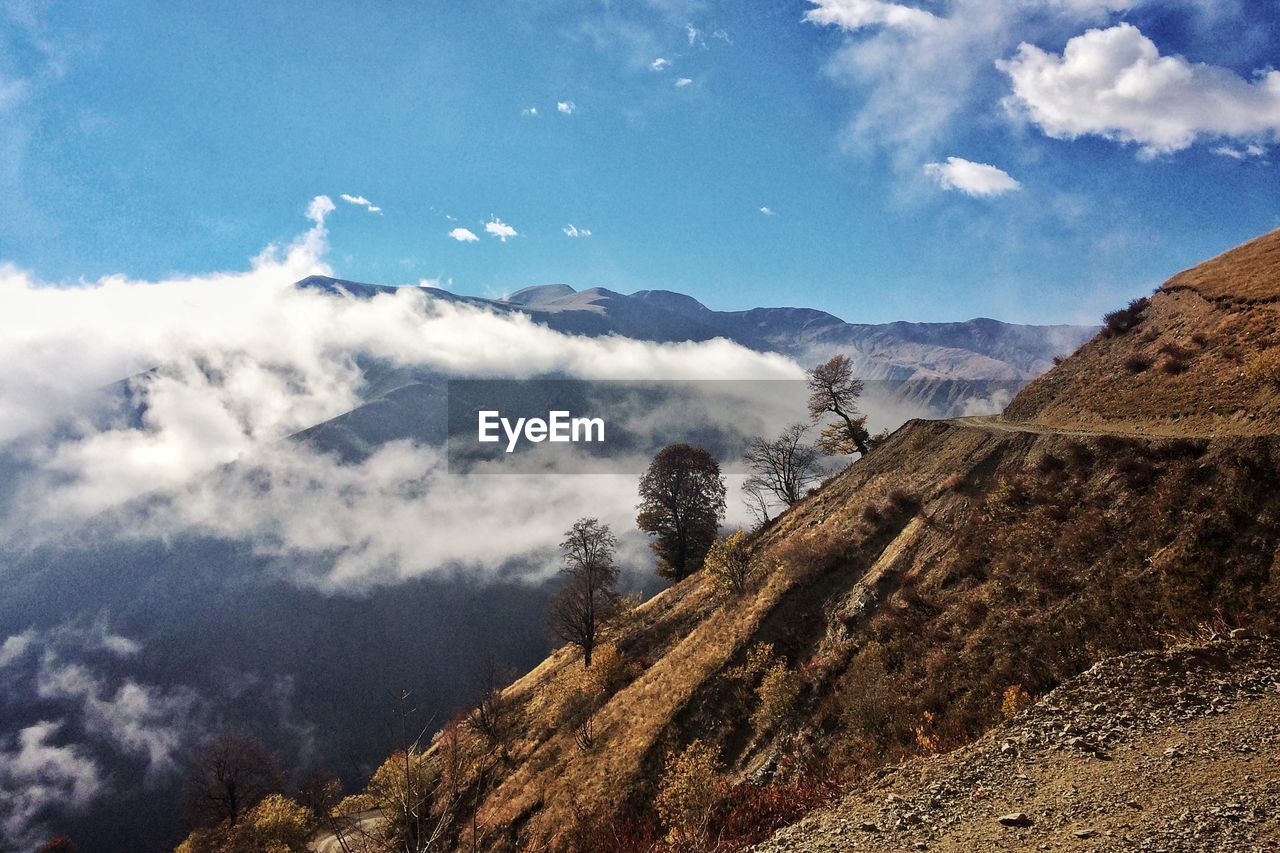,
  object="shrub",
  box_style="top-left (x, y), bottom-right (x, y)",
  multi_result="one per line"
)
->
top-left (704, 530), bottom-right (755, 595)
top-left (1158, 354), bottom-right (1189, 375)
top-left (229, 794), bottom-right (316, 852)
top-left (752, 660), bottom-right (801, 731)
top-left (1123, 353), bottom-right (1152, 373)
top-left (655, 740), bottom-right (722, 850)
top-left (1244, 349), bottom-right (1280, 388)
top-left (333, 793), bottom-right (377, 816)
top-left (1000, 684), bottom-right (1032, 719)
top-left (1101, 297), bottom-right (1149, 336)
